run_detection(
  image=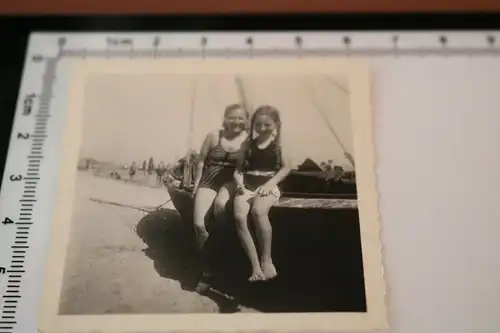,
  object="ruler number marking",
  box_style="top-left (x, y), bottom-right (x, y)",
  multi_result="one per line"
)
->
top-left (1, 58), bottom-right (55, 333)
top-left (2, 217), bottom-right (14, 225)
top-left (1, 64), bottom-right (48, 332)
top-left (8, 175), bottom-right (22, 182)
top-left (31, 55), bottom-right (43, 63)
top-left (17, 132), bottom-right (30, 140)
